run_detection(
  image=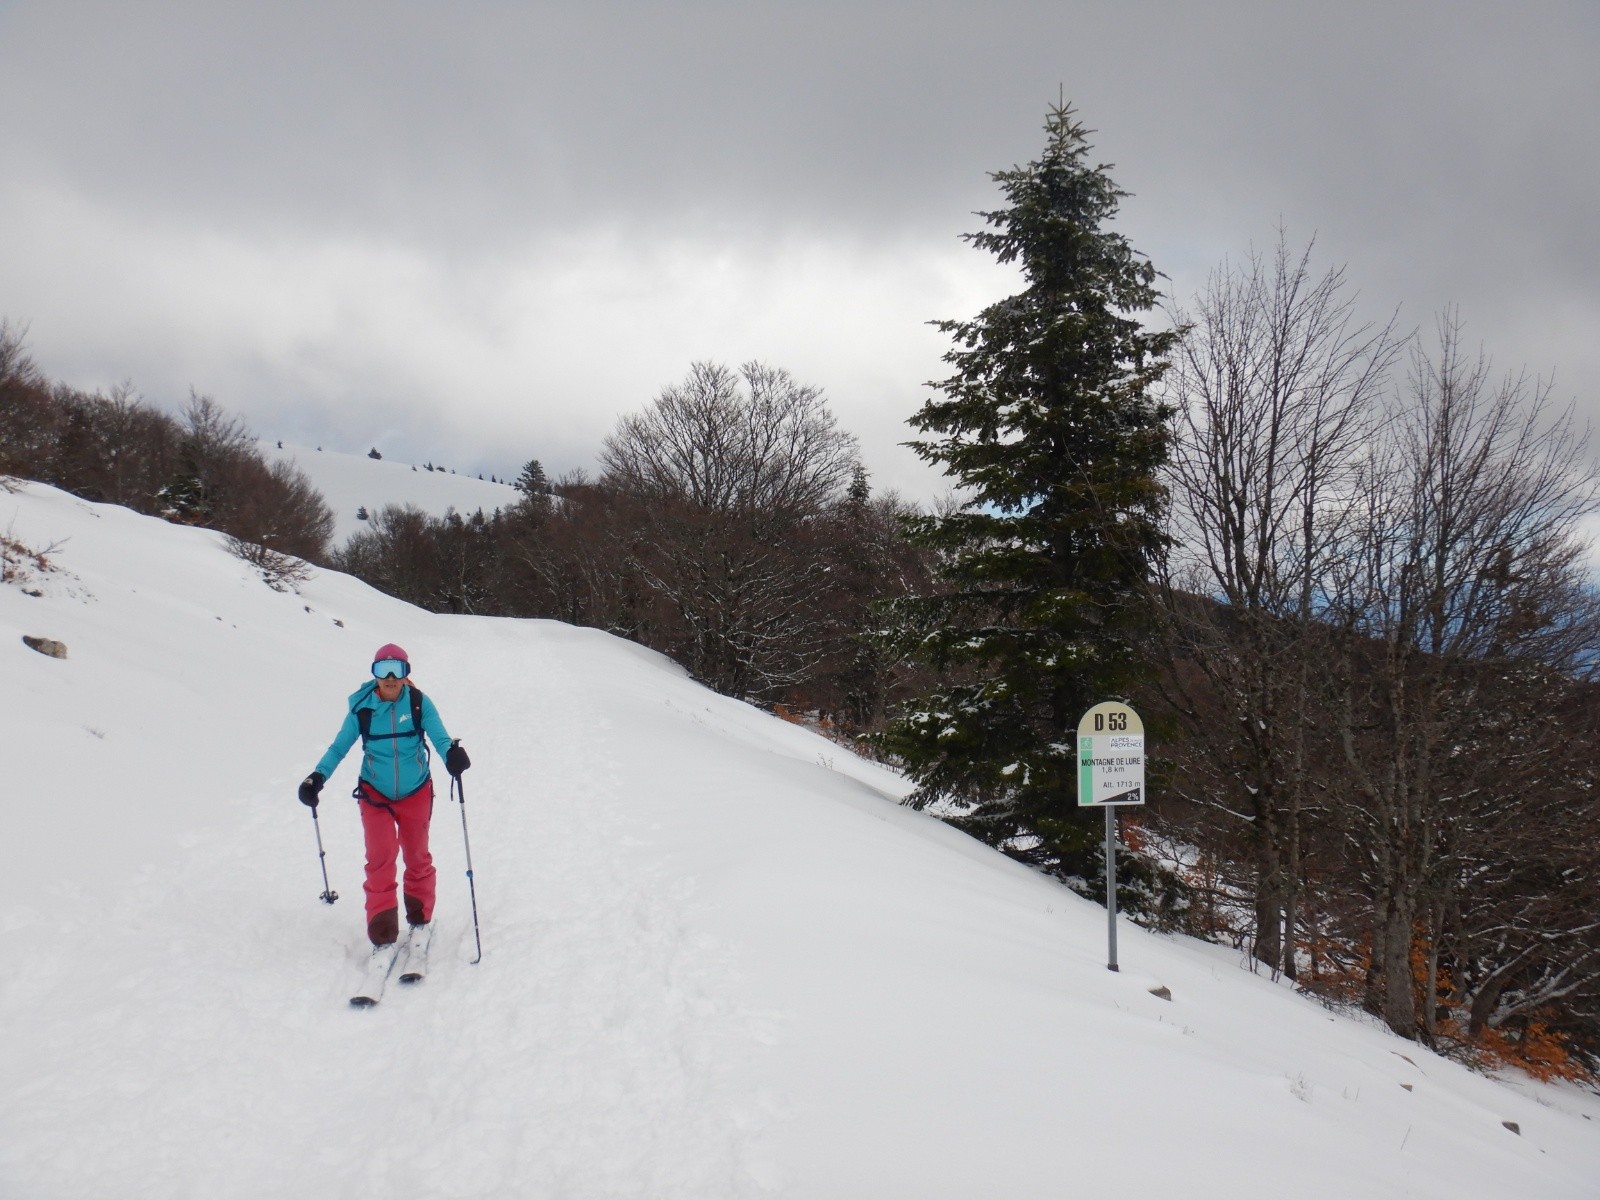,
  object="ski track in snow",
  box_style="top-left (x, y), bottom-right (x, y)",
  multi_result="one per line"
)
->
top-left (3, 622), bottom-right (773, 1199)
